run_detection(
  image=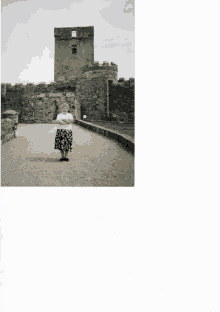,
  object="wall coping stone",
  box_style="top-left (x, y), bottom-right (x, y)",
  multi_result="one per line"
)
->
top-left (75, 119), bottom-right (134, 153)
